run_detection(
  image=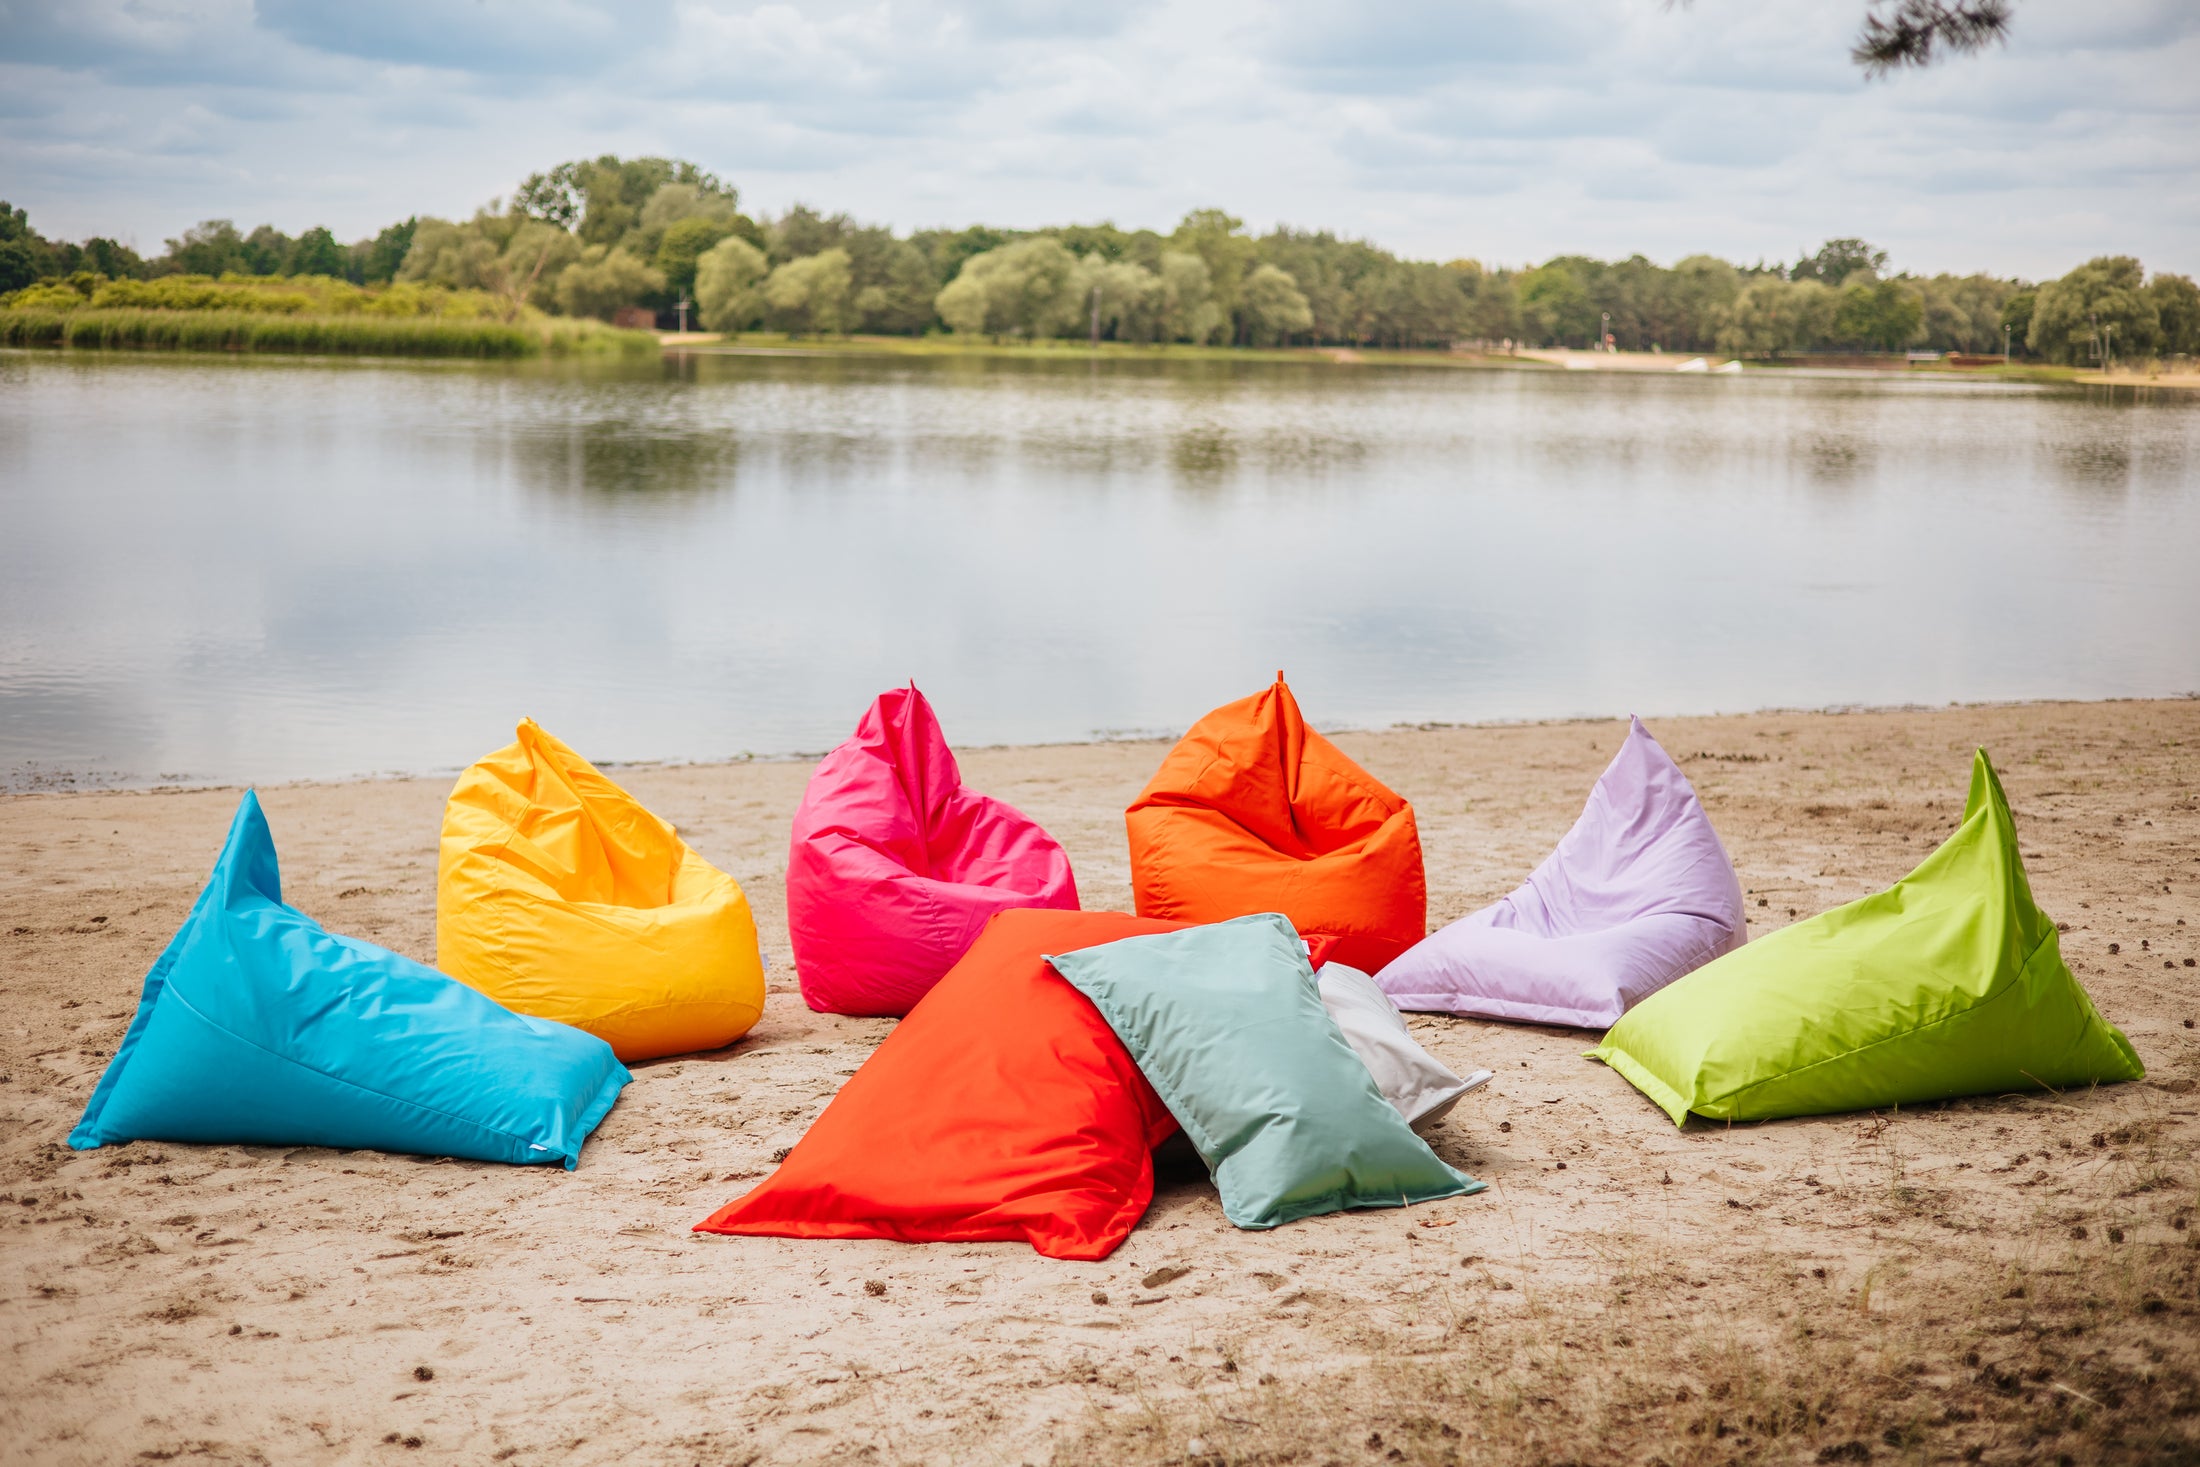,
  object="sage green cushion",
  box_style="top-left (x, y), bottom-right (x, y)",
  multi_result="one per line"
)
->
top-left (1046, 913), bottom-right (1480, 1229)
top-left (1589, 750), bottom-right (2144, 1125)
